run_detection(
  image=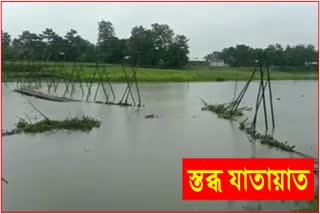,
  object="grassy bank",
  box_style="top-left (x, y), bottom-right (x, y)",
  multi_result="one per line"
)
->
top-left (2, 62), bottom-right (318, 82)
